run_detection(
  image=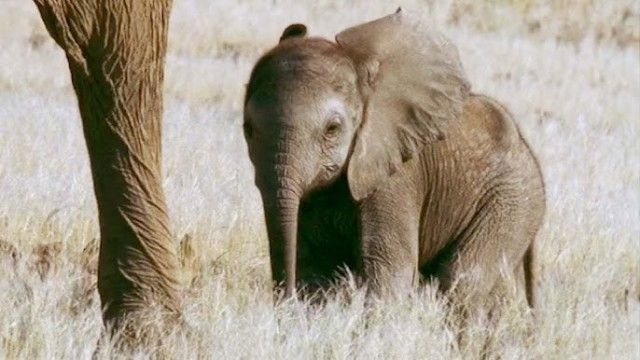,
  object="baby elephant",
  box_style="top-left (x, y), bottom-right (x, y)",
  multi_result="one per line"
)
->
top-left (243, 10), bottom-right (545, 308)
